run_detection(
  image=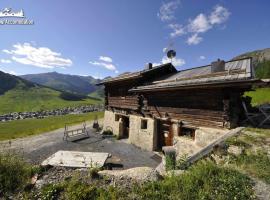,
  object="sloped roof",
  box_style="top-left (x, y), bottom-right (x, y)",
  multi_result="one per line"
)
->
top-left (97, 63), bottom-right (176, 85)
top-left (130, 57), bottom-right (255, 92)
